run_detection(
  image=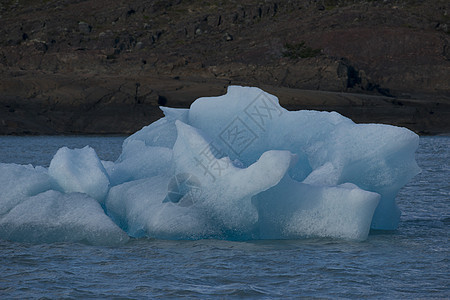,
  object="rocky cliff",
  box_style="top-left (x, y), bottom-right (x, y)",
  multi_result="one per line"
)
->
top-left (0, 0), bottom-right (449, 134)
